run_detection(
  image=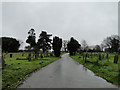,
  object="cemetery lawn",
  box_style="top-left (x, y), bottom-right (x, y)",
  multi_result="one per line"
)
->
top-left (2, 52), bottom-right (60, 89)
top-left (71, 53), bottom-right (120, 87)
